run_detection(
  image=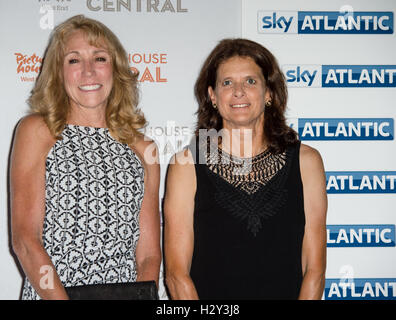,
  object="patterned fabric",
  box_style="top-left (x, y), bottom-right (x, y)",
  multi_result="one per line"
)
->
top-left (202, 141), bottom-right (292, 236)
top-left (206, 146), bottom-right (287, 194)
top-left (22, 125), bottom-right (144, 300)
